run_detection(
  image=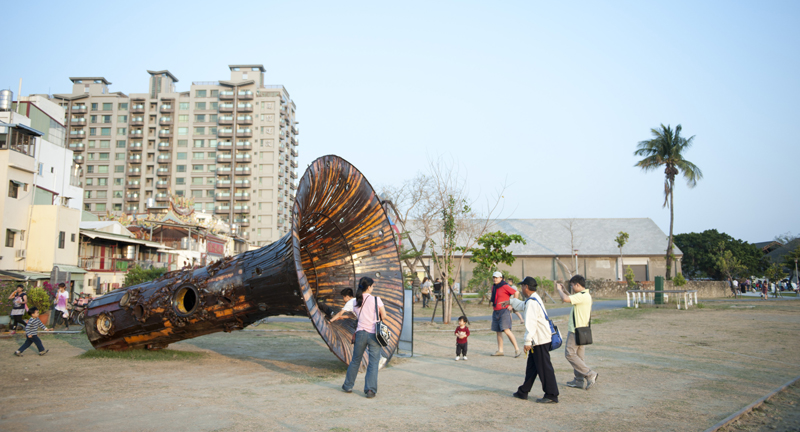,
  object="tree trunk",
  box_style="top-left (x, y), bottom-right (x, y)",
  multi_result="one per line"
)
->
top-left (666, 183), bottom-right (674, 280)
top-left (619, 248), bottom-right (624, 281)
top-left (443, 277), bottom-right (452, 324)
